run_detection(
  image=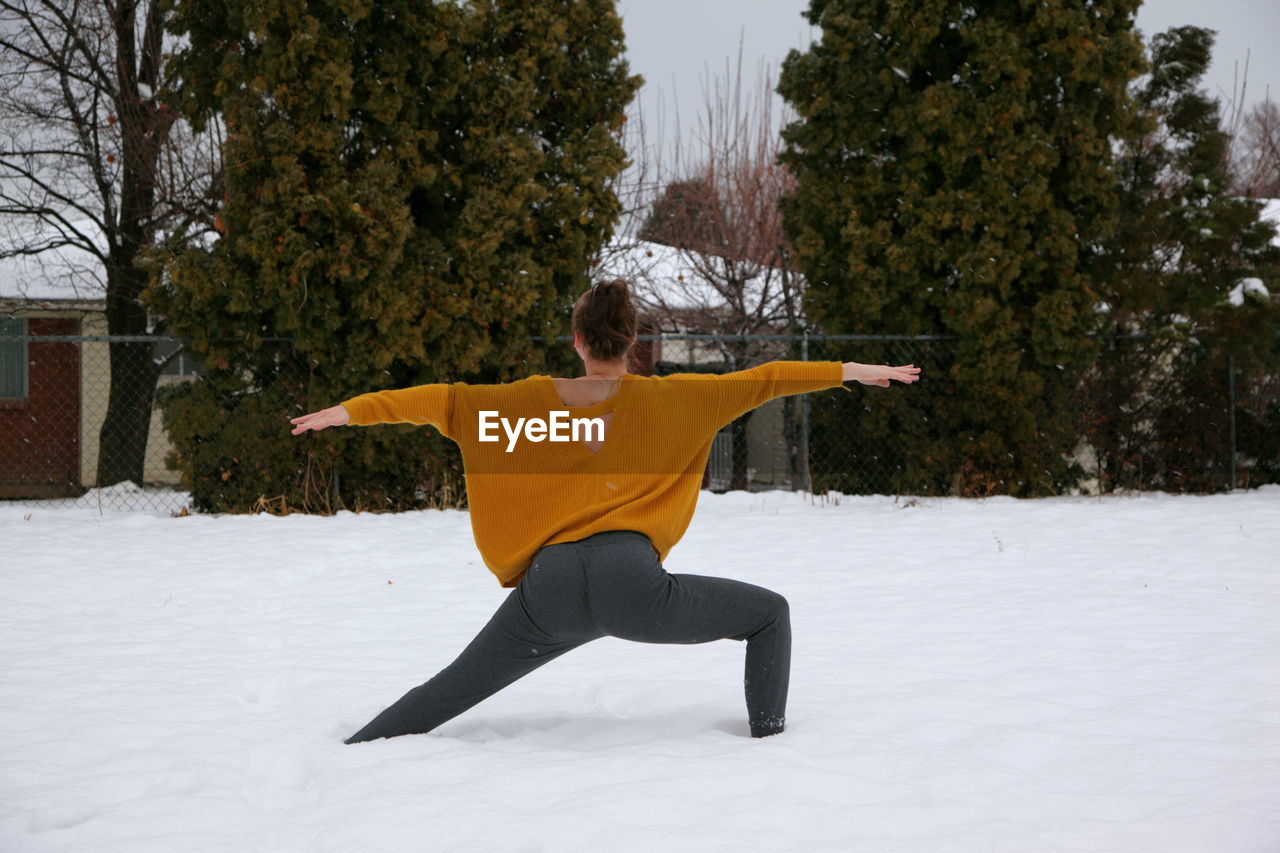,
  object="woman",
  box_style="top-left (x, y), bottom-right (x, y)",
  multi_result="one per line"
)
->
top-left (290, 280), bottom-right (920, 742)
